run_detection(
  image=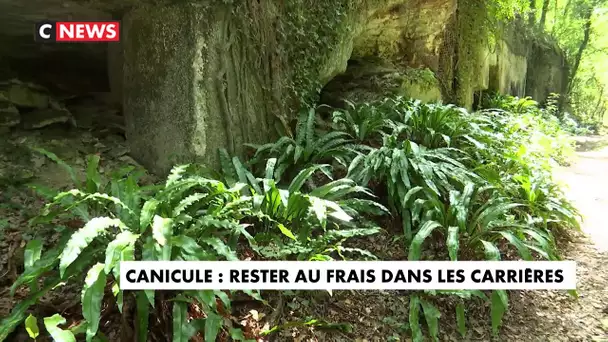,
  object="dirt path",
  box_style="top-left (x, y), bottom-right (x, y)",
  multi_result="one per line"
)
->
top-left (500, 136), bottom-right (608, 342)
